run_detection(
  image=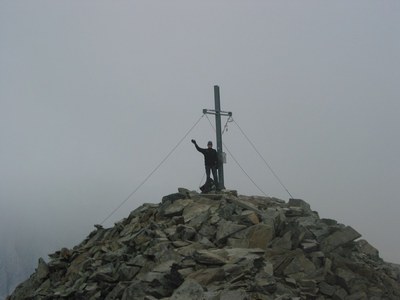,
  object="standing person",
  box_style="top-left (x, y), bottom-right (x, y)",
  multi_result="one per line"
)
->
top-left (191, 139), bottom-right (219, 190)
